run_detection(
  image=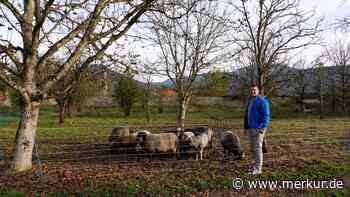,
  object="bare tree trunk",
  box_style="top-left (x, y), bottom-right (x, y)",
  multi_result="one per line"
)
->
top-left (177, 96), bottom-right (190, 129)
top-left (300, 87), bottom-right (305, 113)
top-left (342, 83), bottom-right (346, 114)
top-left (58, 101), bottom-right (66, 124)
top-left (11, 100), bottom-right (40, 171)
top-left (332, 92), bottom-right (336, 113)
top-left (145, 100), bottom-right (150, 123)
top-left (158, 96), bottom-right (164, 114)
top-left (299, 96), bottom-right (304, 113)
top-left (320, 93), bottom-right (324, 119)
top-left (258, 68), bottom-right (266, 96)
top-left (65, 102), bottom-right (73, 118)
